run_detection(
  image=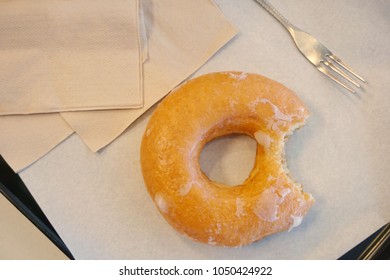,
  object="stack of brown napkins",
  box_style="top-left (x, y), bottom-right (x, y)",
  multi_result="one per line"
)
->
top-left (0, 0), bottom-right (237, 172)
